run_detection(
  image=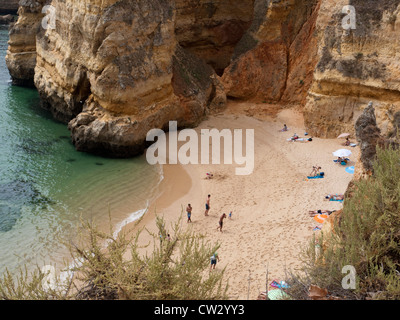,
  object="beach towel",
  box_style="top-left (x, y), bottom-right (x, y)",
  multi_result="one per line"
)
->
top-left (346, 166), bottom-right (355, 174)
top-left (267, 289), bottom-right (290, 300)
top-left (350, 143), bottom-right (357, 147)
top-left (307, 175), bottom-right (324, 179)
top-left (329, 198), bottom-right (343, 202)
top-left (314, 214), bottom-right (328, 223)
top-left (270, 280), bottom-right (290, 289)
